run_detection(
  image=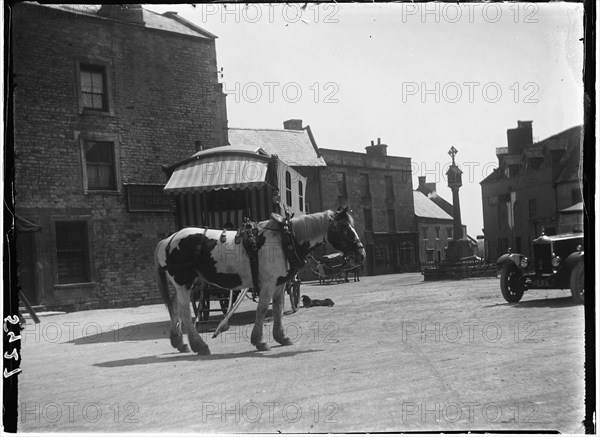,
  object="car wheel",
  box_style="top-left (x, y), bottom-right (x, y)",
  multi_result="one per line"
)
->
top-left (500, 264), bottom-right (525, 303)
top-left (570, 262), bottom-right (584, 305)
